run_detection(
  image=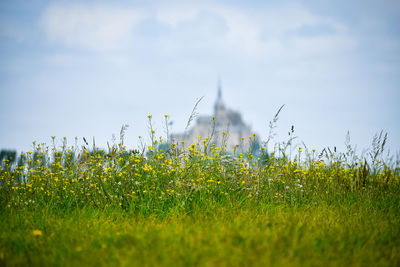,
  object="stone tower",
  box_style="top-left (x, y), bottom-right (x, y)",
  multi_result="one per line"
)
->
top-left (172, 80), bottom-right (256, 151)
